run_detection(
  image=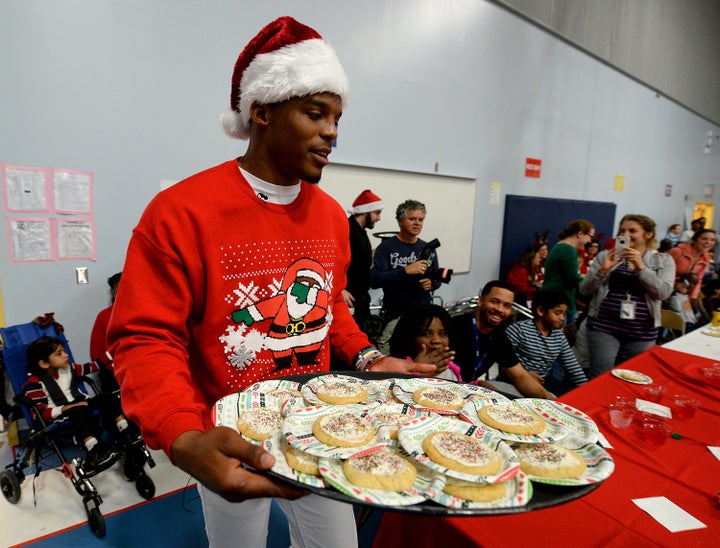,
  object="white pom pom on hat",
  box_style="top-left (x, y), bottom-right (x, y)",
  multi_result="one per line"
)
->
top-left (349, 189), bottom-right (384, 214)
top-left (220, 16), bottom-right (349, 140)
